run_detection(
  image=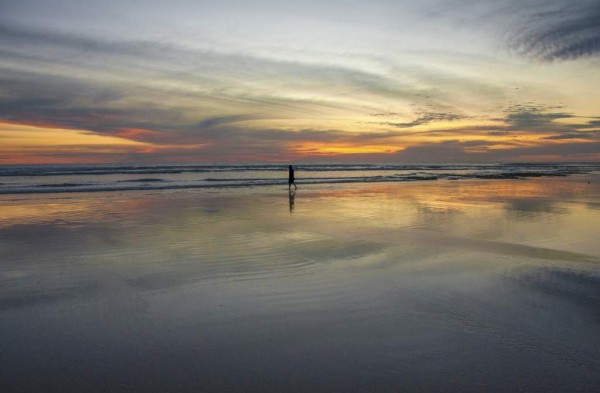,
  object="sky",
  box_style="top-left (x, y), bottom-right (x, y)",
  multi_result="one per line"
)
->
top-left (1, 0), bottom-right (599, 164)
